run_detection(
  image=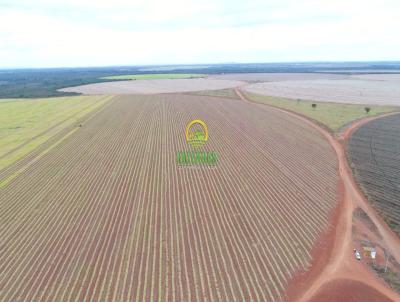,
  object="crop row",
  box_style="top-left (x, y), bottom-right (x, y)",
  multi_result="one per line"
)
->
top-left (349, 113), bottom-right (400, 235)
top-left (0, 94), bottom-right (338, 301)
